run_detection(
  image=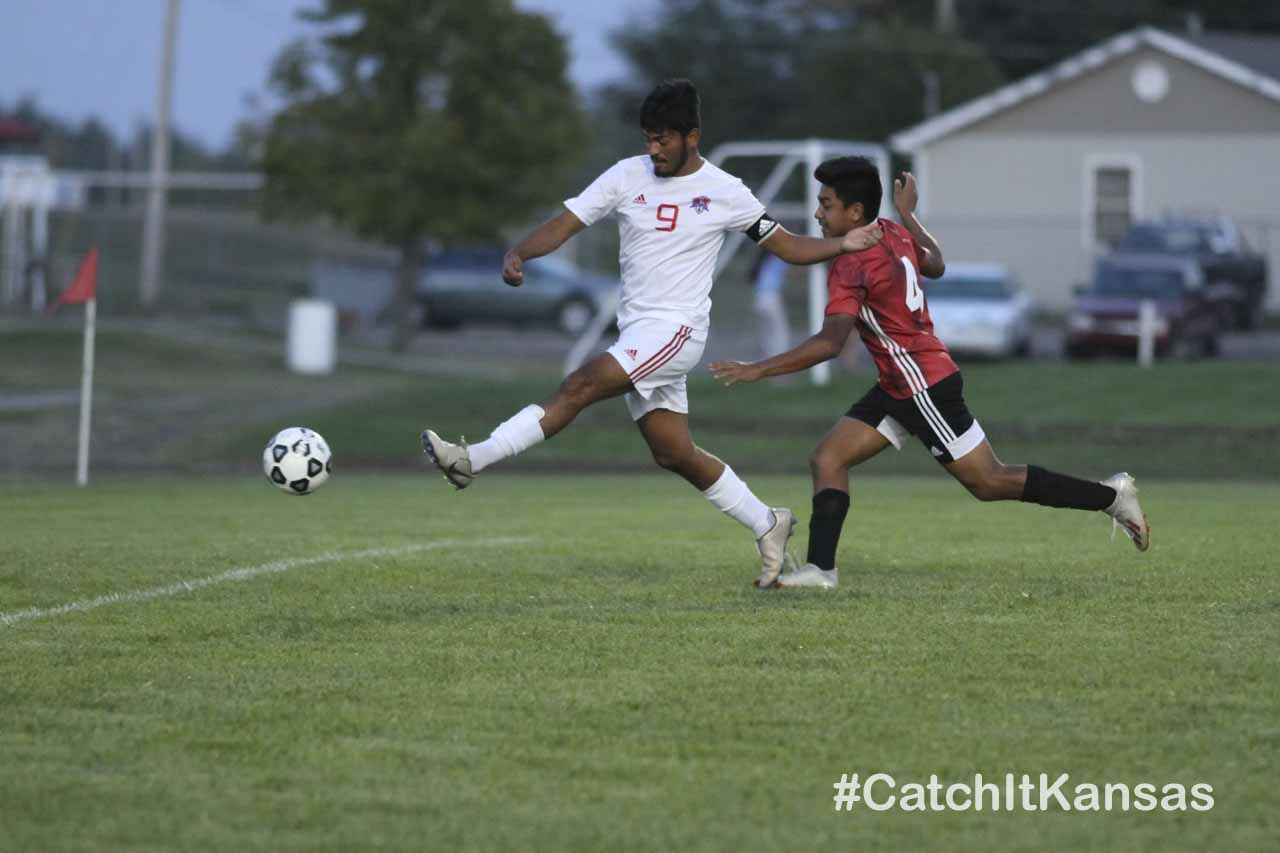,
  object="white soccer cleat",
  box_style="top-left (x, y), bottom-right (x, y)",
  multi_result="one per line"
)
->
top-left (777, 563), bottom-right (839, 589)
top-left (754, 508), bottom-right (797, 588)
top-left (1101, 472), bottom-right (1149, 552)
top-left (422, 429), bottom-right (474, 490)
